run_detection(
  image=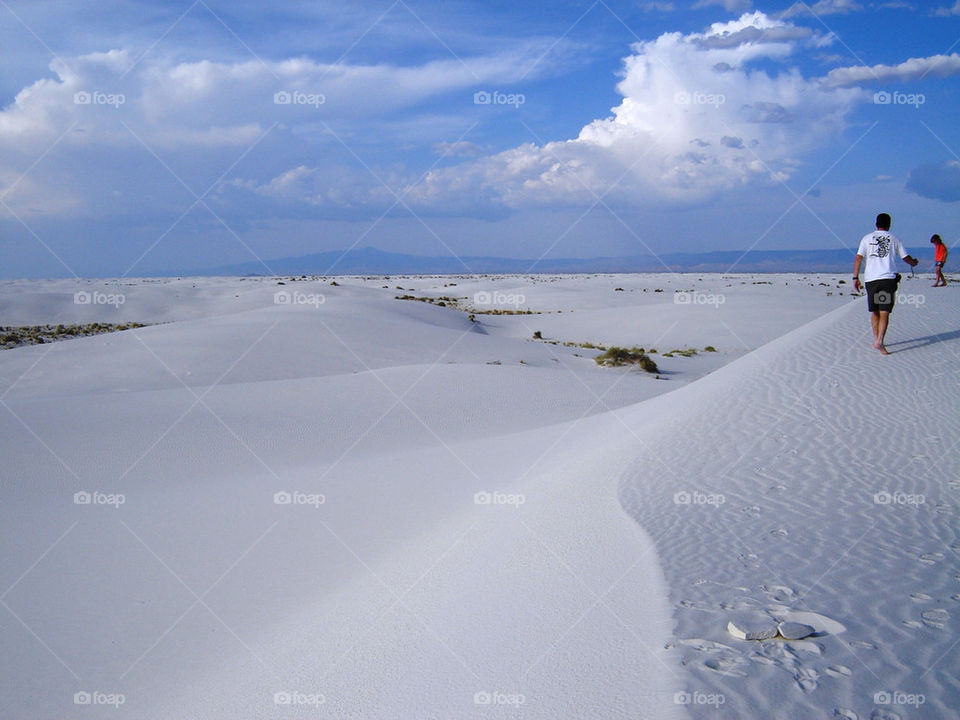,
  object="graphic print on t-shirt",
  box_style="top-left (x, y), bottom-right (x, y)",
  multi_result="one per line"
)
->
top-left (875, 235), bottom-right (891, 258)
